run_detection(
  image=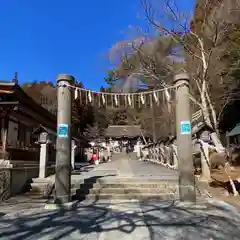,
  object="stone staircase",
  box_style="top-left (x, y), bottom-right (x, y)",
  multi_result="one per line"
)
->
top-left (71, 177), bottom-right (180, 201)
top-left (24, 178), bottom-right (54, 199)
top-left (23, 154), bottom-right (204, 201)
top-left (25, 177), bottom-right (207, 202)
top-left (25, 176), bottom-right (181, 201)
